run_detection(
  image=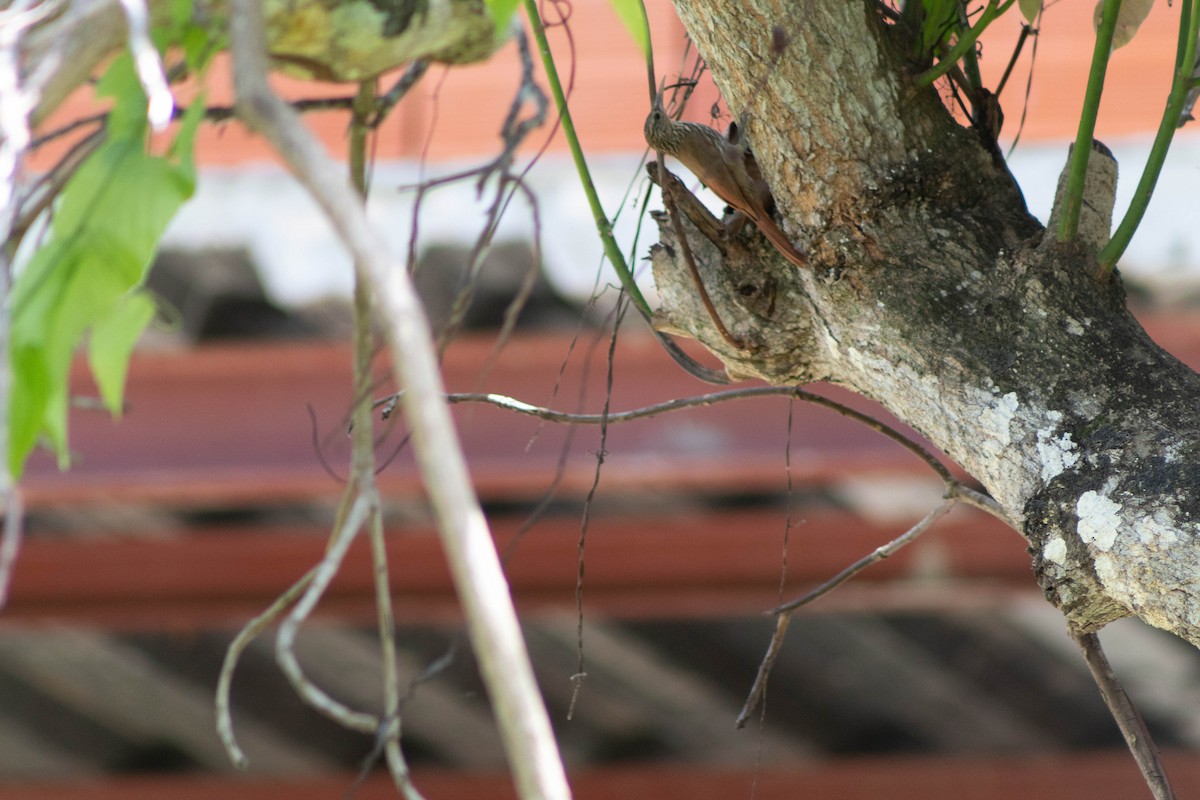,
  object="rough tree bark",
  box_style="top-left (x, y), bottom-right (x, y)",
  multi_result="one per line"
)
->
top-left (652, 0), bottom-right (1200, 646)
